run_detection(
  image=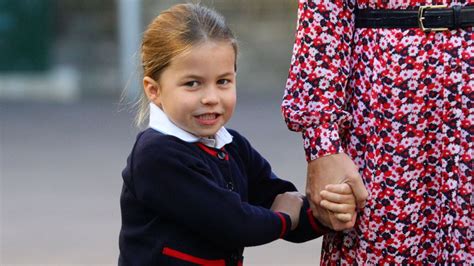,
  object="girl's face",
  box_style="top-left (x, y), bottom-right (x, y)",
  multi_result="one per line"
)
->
top-left (146, 41), bottom-right (236, 138)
